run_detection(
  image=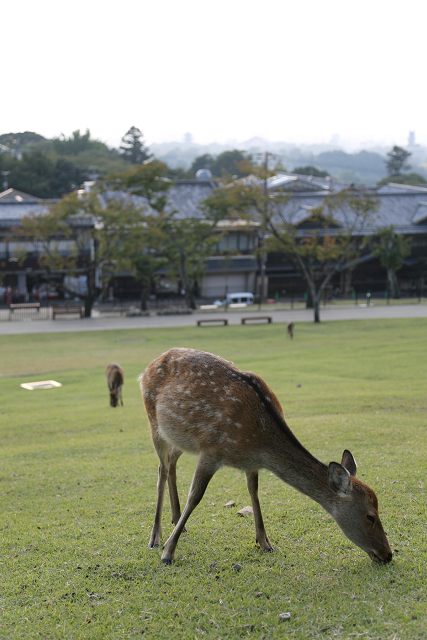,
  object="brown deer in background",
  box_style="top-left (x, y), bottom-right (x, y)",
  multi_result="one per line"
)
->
top-left (140, 348), bottom-right (392, 565)
top-left (106, 363), bottom-right (124, 407)
top-left (287, 321), bottom-right (294, 338)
